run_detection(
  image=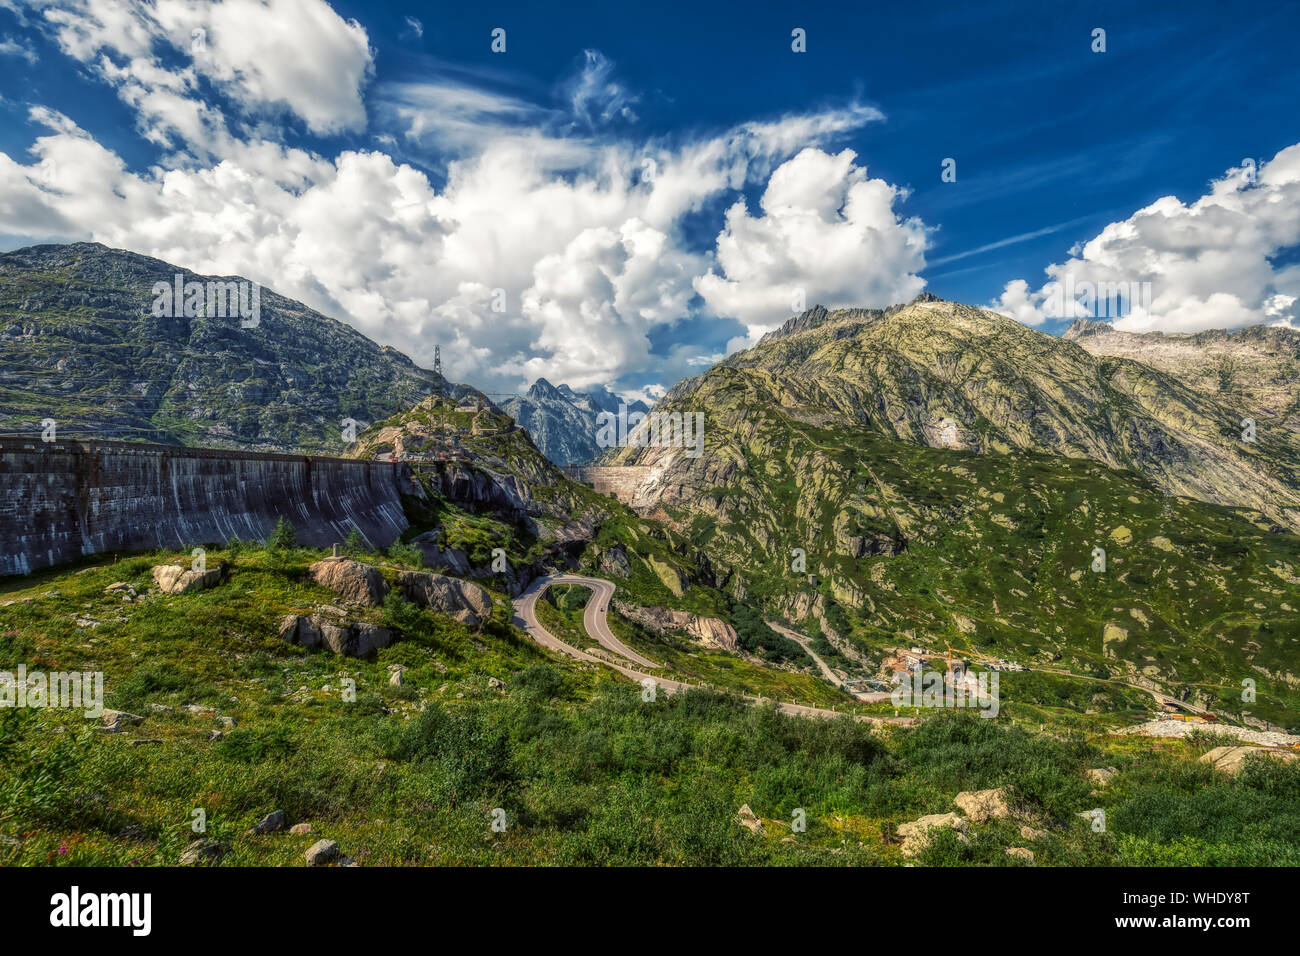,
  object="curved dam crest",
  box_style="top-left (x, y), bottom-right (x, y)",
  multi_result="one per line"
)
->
top-left (0, 437), bottom-right (410, 575)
